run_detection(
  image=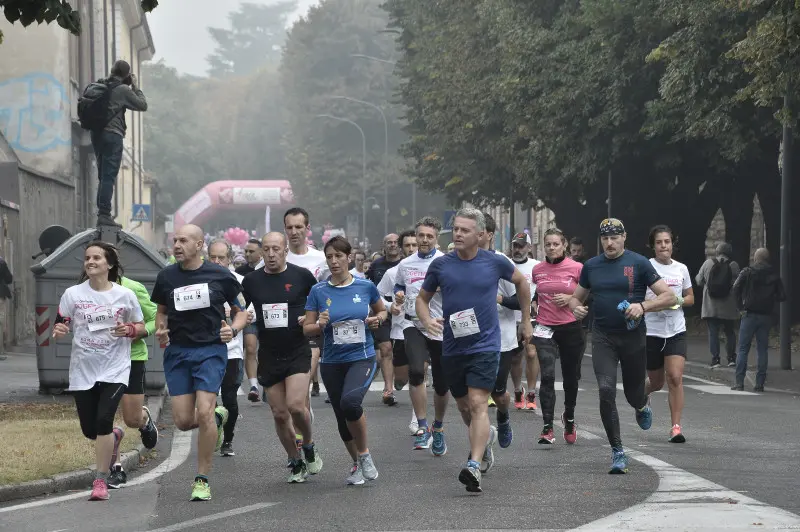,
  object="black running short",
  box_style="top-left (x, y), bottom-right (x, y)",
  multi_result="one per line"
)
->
top-left (646, 333), bottom-right (687, 371)
top-left (125, 361), bottom-right (146, 395)
top-left (372, 319), bottom-right (392, 345)
top-left (258, 344), bottom-right (312, 389)
top-left (392, 339), bottom-right (408, 367)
